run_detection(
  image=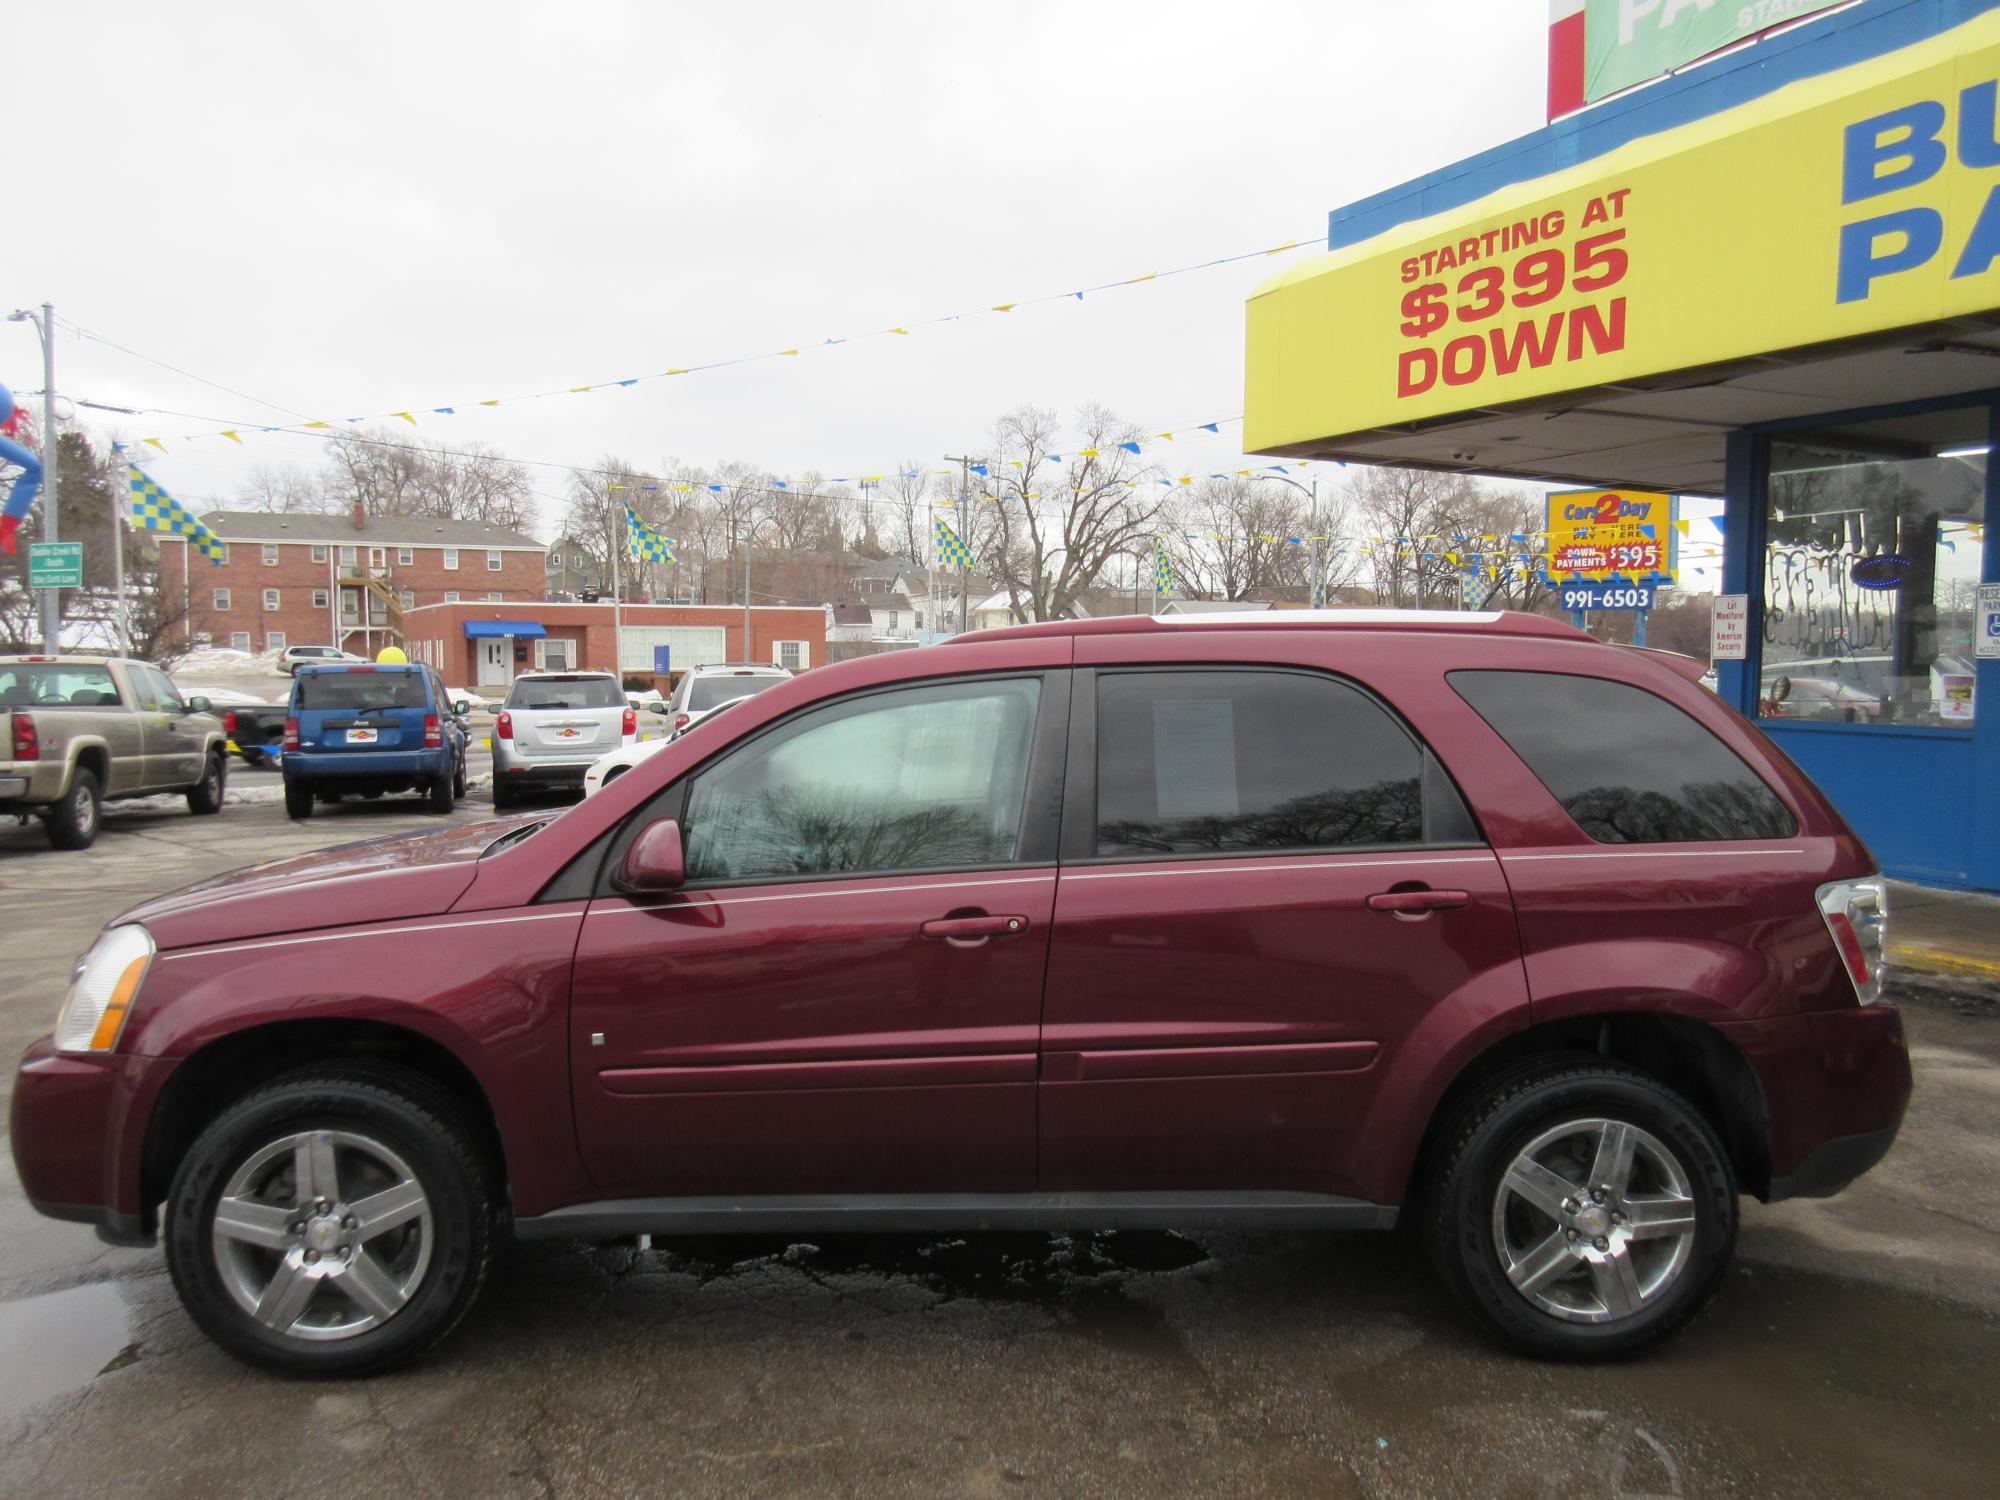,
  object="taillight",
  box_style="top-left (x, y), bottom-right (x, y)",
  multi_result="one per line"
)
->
top-left (11, 712), bottom-right (39, 761)
top-left (424, 714), bottom-right (442, 748)
top-left (621, 706), bottom-right (637, 737)
top-left (223, 710), bottom-right (238, 737)
top-left (496, 711), bottom-right (513, 741)
top-left (1816, 878), bottom-right (1887, 1005)
top-left (673, 713), bottom-right (690, 731)
top-left (282, 717), bottom-right (300, 751)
